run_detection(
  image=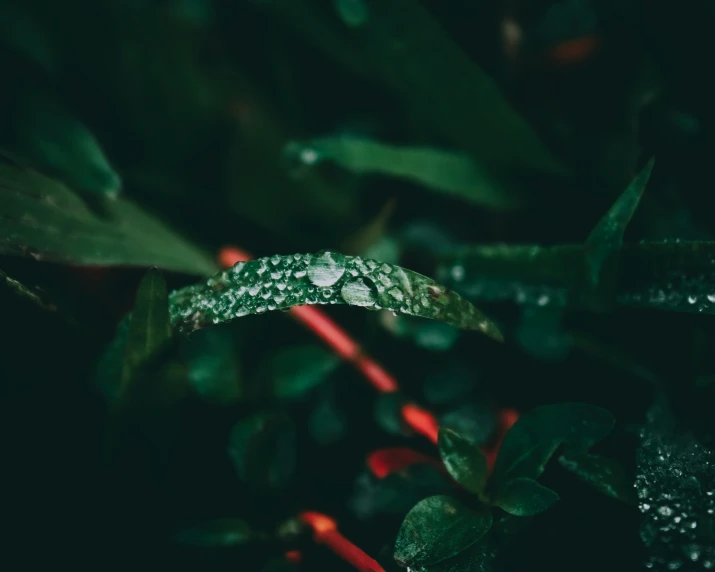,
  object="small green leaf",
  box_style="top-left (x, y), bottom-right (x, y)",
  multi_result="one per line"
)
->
top-left (494, 478), bottom-right (559, 516)
top-left (272, 344), bottom-right (340, 398)
top-left (438, 428), bottom-right (488, 496)
top-left (492, 403), bottom-right (614, 485)
top-left (0, 164), bottom-right (217, 275)
top-left (585, 157), bottom-right (655, 286)
top-left (122, 269), bottom-right (172, 386)
top-left (174, 519), bottom-right (253, 547)
top-left (183, 328), bottom-right (242, 405)
top-left (293, 137), bottom-right (521, 210)
top-left (228, 411), bottom-right (296, 490)
top-left (394, 495), bottom-right (493, 568)
top-left (559, 453), bottom-right (637, 505)
top-left (169, 251), bottom-right (501, 341)
top-left (503, 440), bottom-right (561, 483)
